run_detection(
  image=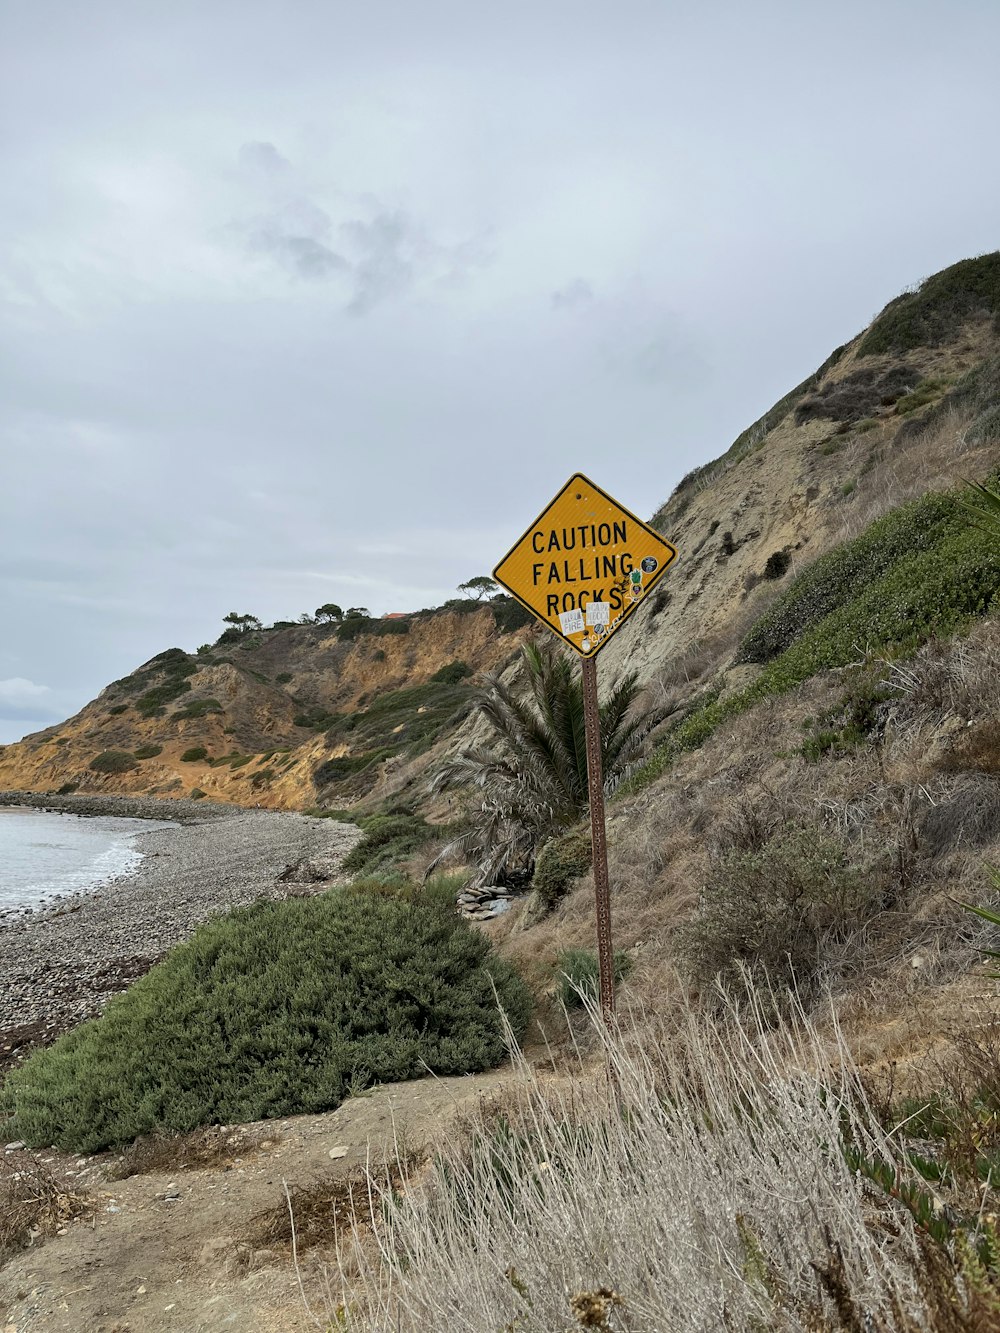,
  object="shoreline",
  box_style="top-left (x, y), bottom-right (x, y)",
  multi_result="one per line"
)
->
top-left (0, 789), bottom-right (244, 824)
top-left (0, 800), bottom-right (362, 1075)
